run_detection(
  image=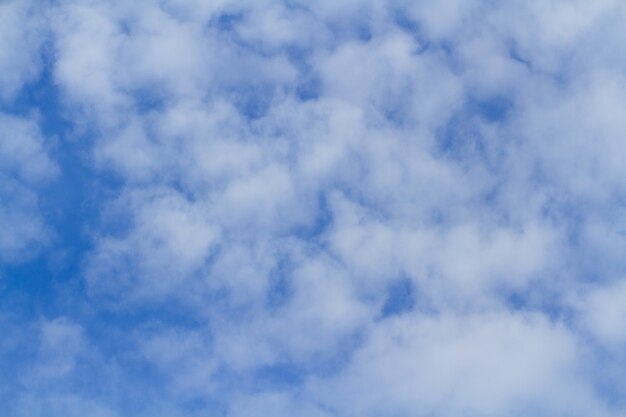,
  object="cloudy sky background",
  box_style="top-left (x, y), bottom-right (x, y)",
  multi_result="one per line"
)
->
top-left (2, 0), bottom-right (626, 415)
